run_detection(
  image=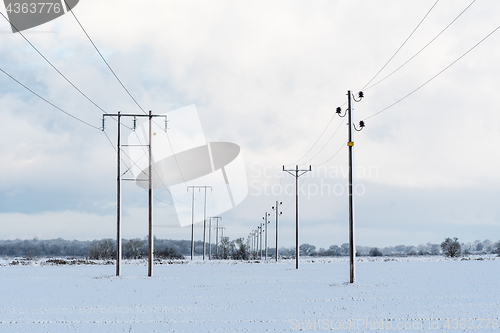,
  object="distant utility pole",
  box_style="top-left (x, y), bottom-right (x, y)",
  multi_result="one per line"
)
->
top-left (283, 165), bottom-right (311, 270)
top-left (212, 217), bottom-right (222, 256)
top-left (252, 229), bottom-right (256, 254)
top-left (263, 213), bottom-right (270, 260)
top-left (208, 217), bottom-right (212, 259)
top-left (104, 110), bottom-right (167, 277)
top-left (336, 90), bottom-right (365, 284)
top-left (258, 224), bottom-right (263, 259)
top-left (187, 185), bottom-right (212, 260)
top-left (272, 201), bottom-right (282, 262)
